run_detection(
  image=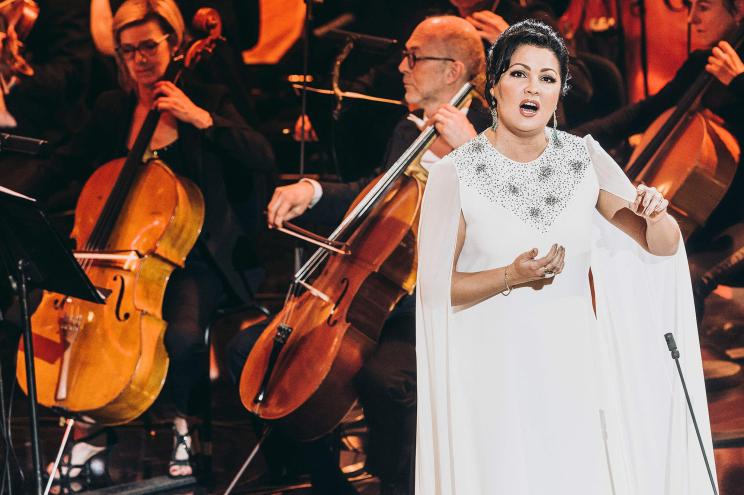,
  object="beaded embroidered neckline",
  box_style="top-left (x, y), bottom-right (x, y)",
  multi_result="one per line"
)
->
top-left (452, 131), bottom-right (591, 233)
